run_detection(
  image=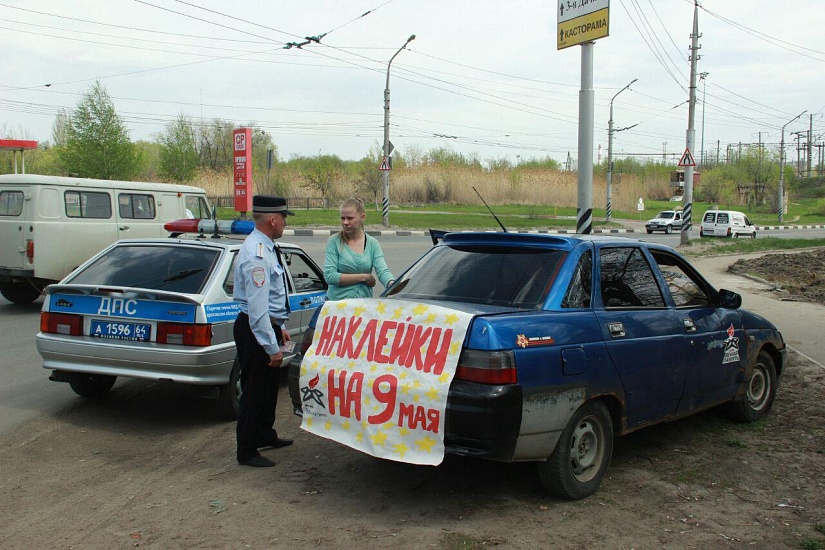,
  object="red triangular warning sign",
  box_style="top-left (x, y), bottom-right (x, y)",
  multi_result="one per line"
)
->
top-left (678, 148), bottom-right (696, 167)
top-left (378, 156), bottom-right (391, 171)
